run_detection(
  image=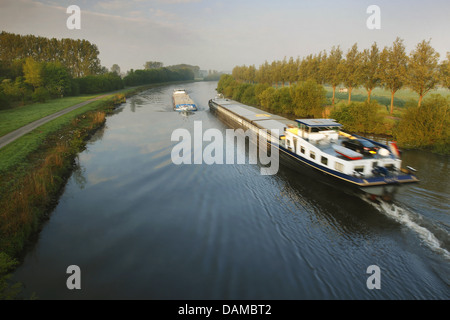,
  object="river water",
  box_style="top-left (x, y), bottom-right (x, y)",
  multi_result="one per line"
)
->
top-left (13, 81), bottom-right (449, 299)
